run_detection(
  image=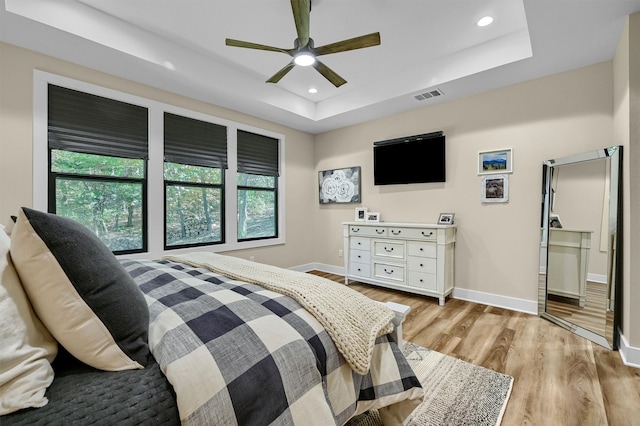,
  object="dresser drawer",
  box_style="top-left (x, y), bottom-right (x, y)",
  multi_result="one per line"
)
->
top-left (373, 262), bottom-right (405, 282)
top-left (349, 225), bottom-right (387, 237)
top-left (350, 262), bottom-right (370, 278)
top-left (407, 272), bottom-right (437, 290)
top-left (373, 240), bottom-right (405, 260)
top-left (407, 241), bottom-right (437, 258)
top-left (389, 227), bottom-right (437, 241)
top-left (407, 257), bottom-right (437, 273)
top-left (350, 249), bottom-right (370, 264)
top-left (350, 237), bottom-right (371, 251)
